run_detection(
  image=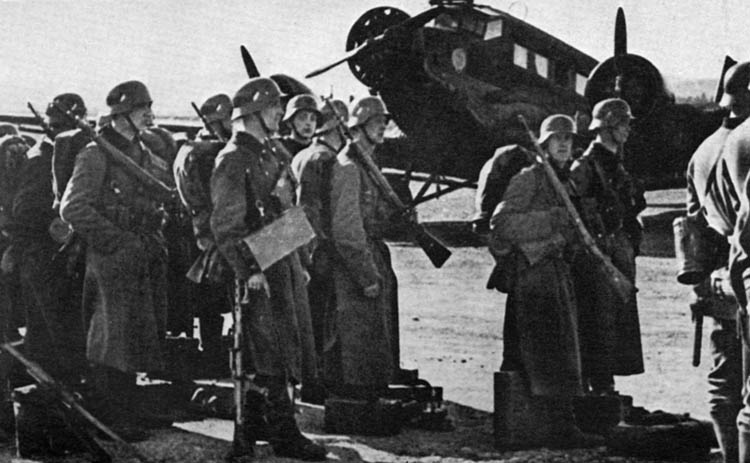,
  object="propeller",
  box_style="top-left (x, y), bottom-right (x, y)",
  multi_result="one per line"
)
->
top-left (306, 6), bottom-right (445, 83)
